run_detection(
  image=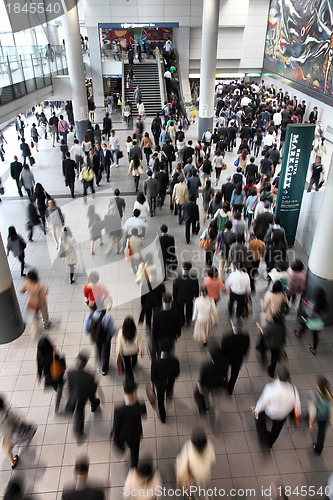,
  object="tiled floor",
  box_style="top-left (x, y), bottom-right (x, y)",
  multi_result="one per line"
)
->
top-left (0, 107), bottom-right (332, 500)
